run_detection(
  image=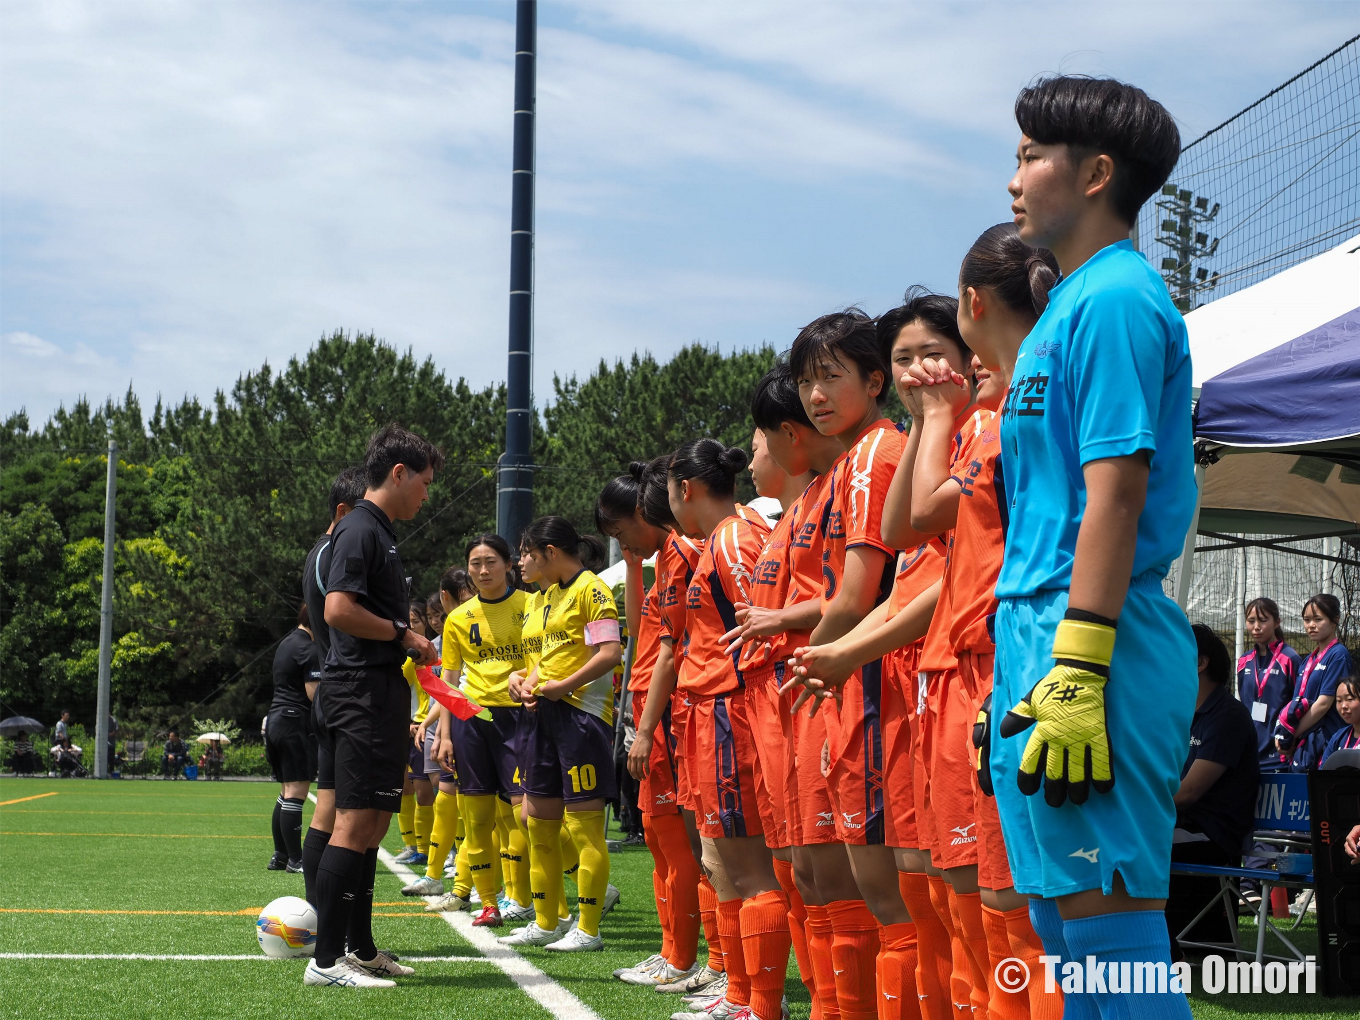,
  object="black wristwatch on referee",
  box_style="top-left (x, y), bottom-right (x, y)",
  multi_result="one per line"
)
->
top-left (392, 618), bottom-right (409, 645)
